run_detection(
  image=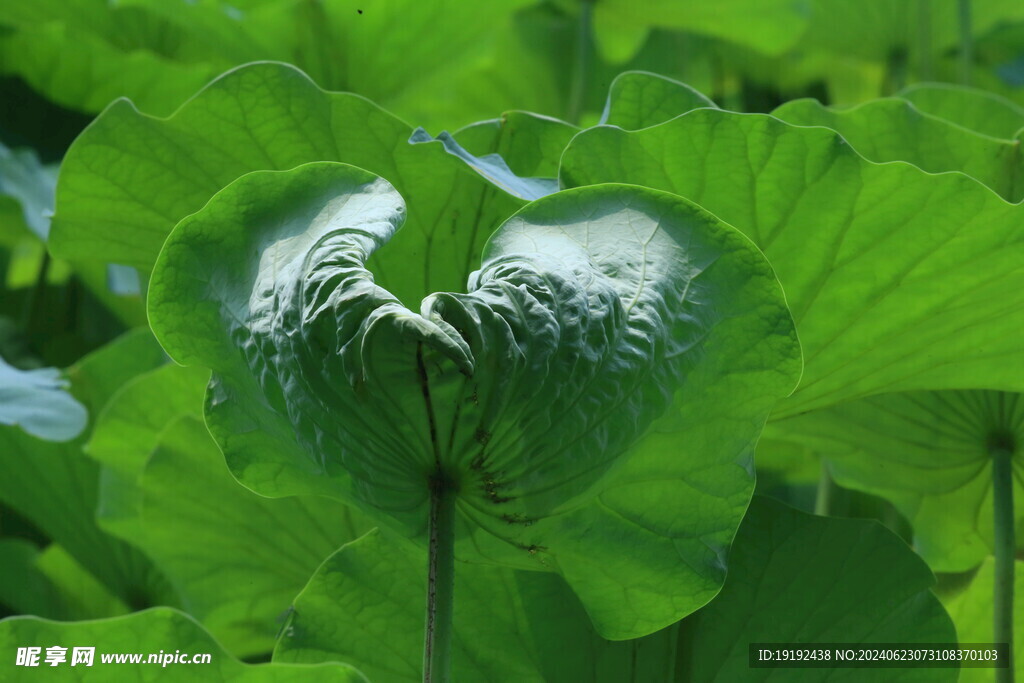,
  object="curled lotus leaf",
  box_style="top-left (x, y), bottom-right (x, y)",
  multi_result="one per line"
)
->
top-left (149, 161), bottom-right (799, 636)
